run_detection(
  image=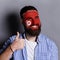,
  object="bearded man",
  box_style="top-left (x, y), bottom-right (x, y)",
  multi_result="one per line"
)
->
top-left (0, 6), bottom-right (58, 60)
